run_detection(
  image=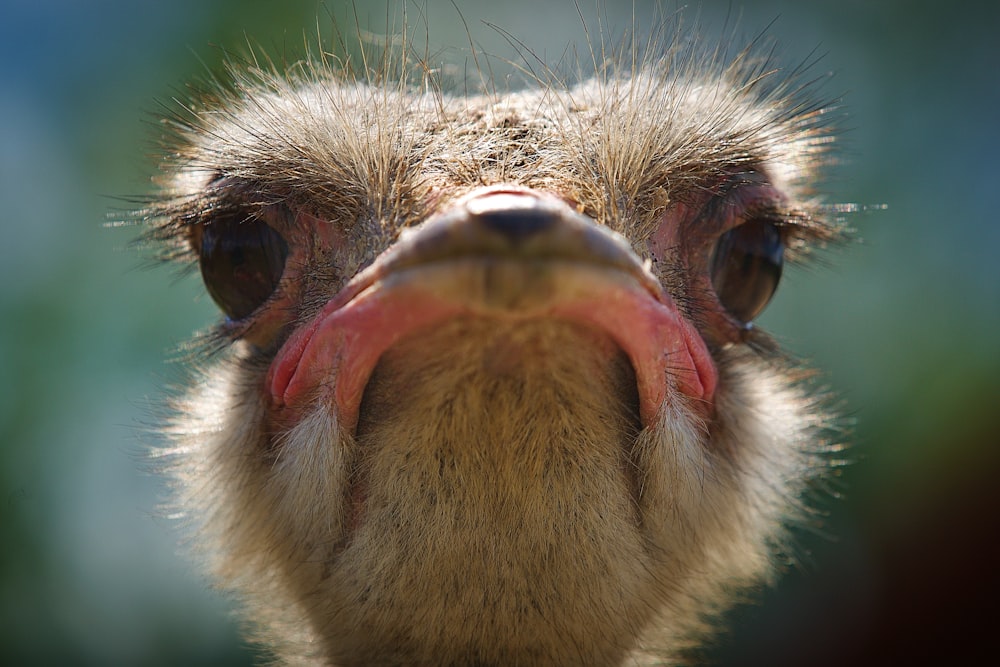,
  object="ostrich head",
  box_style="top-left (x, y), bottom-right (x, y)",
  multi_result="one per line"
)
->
top-left (143, 15), bottom-right (842, 666)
